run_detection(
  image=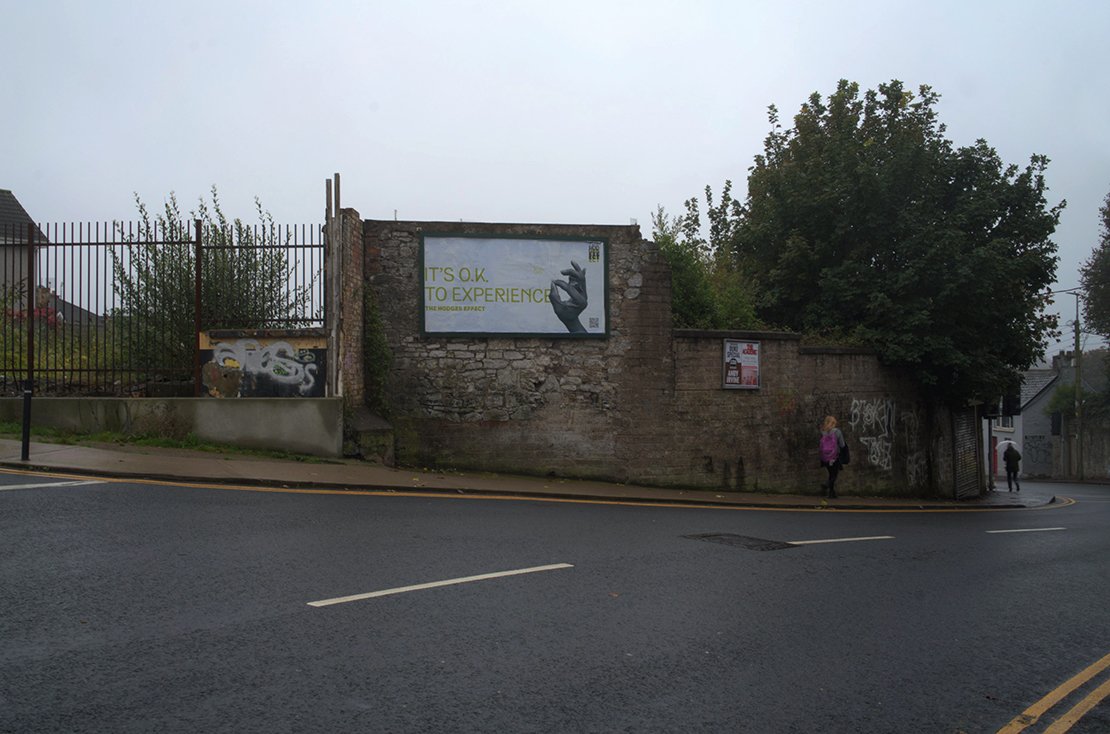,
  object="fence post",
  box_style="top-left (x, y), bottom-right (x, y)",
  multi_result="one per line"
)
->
top-left (21, 221), bottom-right (35, 461)
top-left (193, 219), bottom-right (203, 397)
top-left (325, 175), bottom-right (341, 397)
